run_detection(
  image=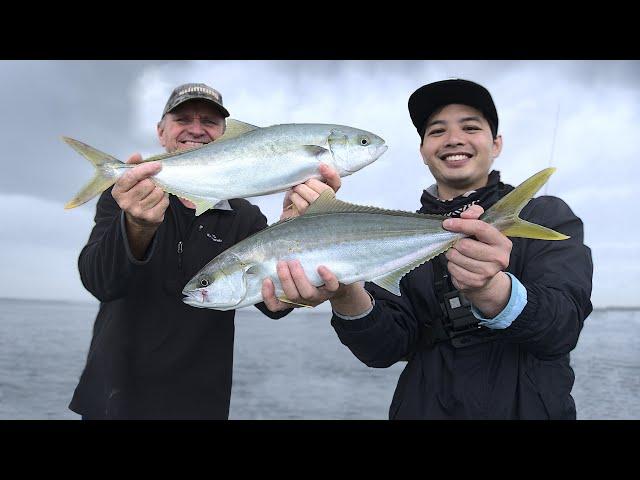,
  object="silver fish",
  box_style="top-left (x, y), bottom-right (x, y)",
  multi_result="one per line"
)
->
top-left (63, 119), bottom-right (388, 215)
top-left (183, 168), bottom-right (569, 311)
